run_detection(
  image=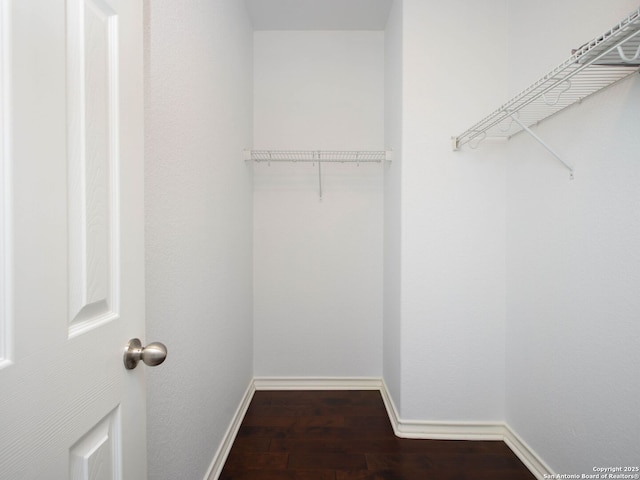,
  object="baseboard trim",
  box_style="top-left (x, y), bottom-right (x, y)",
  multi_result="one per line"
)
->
top-left (253, 376), bottom-right (384, 390)
top-left (206, 377), bottom-right (553, 480)
top-left (379, 379), bottom-right (505, 440)
top-left (502, 425), bottom-right (554, 480)
top-left (204, 379), bottom-right (255, 480)
top-left (379, 379), bottom-right (552, 479)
